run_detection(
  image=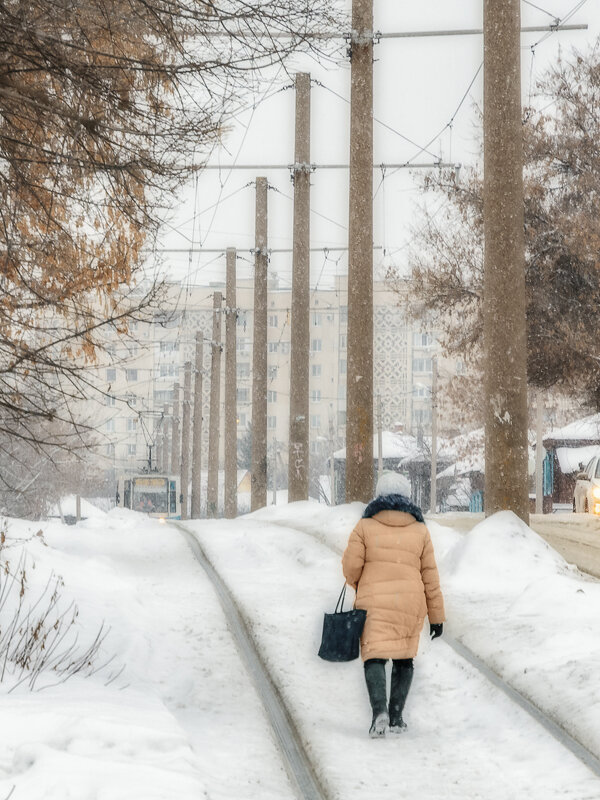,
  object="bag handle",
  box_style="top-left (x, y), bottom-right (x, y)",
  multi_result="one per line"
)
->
top-left (335, 583), bottom-right (359, 613)
top-left (335, 583), bottom-right (347, 614)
